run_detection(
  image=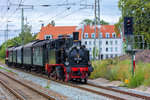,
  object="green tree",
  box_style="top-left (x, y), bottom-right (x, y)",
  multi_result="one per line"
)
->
top-left (115, 0), bottom-right (150, 48)
top-left (80, 19), bottom-right (110, 25)
top-left (50, 20), bottom-right (55, 26)
top-left (19, 24), bottom-right (36, 45)
top-left (0, 24), bottom-right (37, 59)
